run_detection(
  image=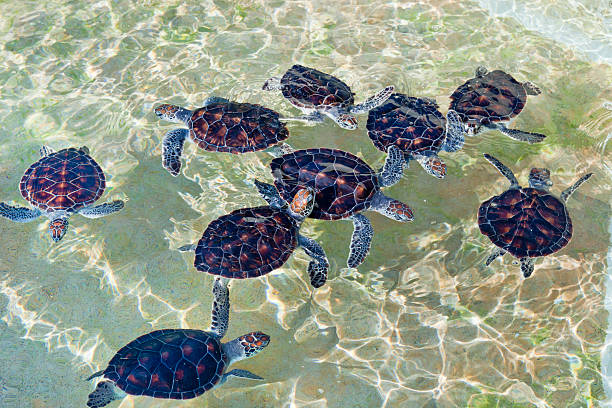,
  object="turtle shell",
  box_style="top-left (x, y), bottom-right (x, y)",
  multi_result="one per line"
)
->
top-left (188, 102), bottom-right (289, 154)
top-left (19, 147), bottom-right (105, 212)
top-left (270, 148), bottom-right (379, 220)
top-left (102, 329), bottom-right (224, 400)
top-left (194, 206), bottom-right (298, 279)
top-left (280, 64), bottom-right (354, 110)
top-left (366, 94), bottom-right (446, 157)
top-left (478, 188), bottom-right (572, 258)
top-left (449, 70), bottom-right (527, 125)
